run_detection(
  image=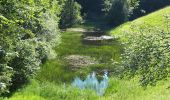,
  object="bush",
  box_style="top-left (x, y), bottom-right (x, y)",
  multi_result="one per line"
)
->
top-left (122, 16), bottom-right (170, 86)
top-left (0, 51), bottom-right (13, 94)
top-left (0, 15), bottom-right (20, 95)
top-left (0, 0), bottom-right (62, 95)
